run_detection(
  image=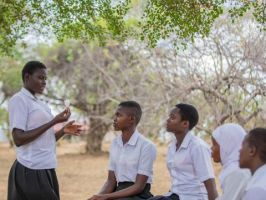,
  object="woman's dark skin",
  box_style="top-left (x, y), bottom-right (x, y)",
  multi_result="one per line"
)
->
top-left (12, 67), bottom-right (80, 147)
